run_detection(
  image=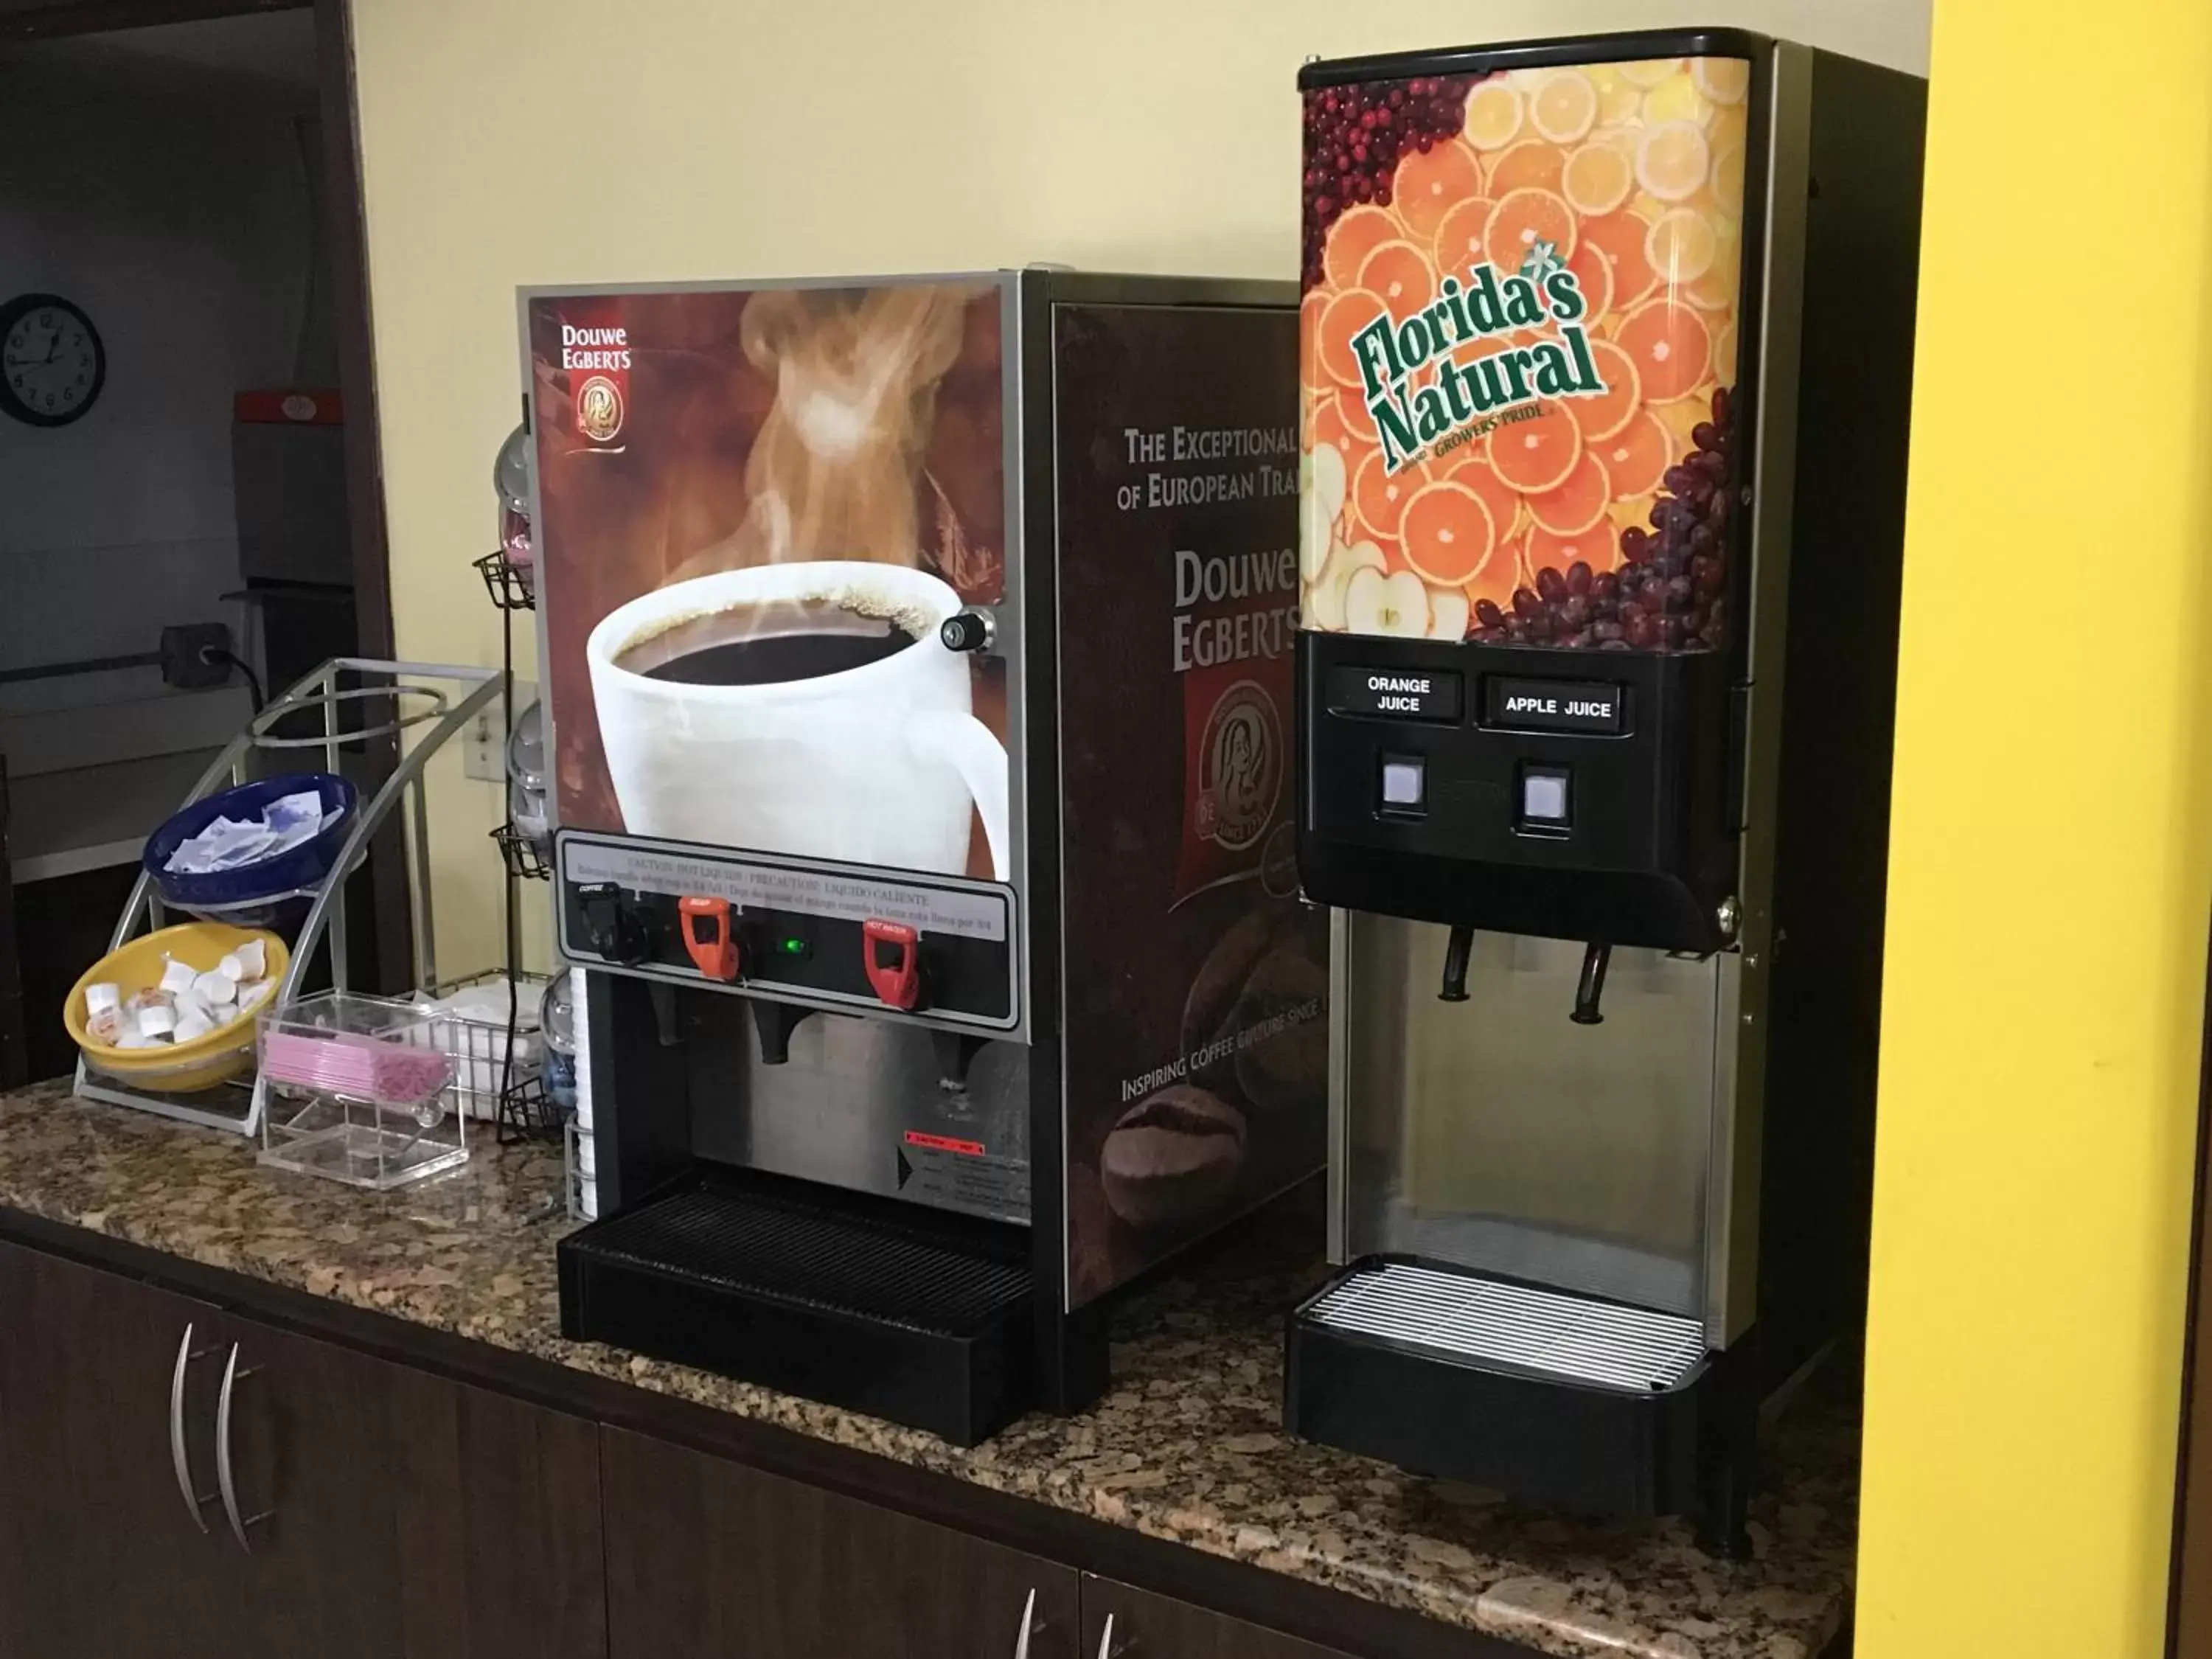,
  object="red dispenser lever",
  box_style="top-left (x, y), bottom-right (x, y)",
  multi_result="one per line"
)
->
top-left (861, 919), bottom-right (921, 1010)
top-left (678, 896), bottom-right (740, 981)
